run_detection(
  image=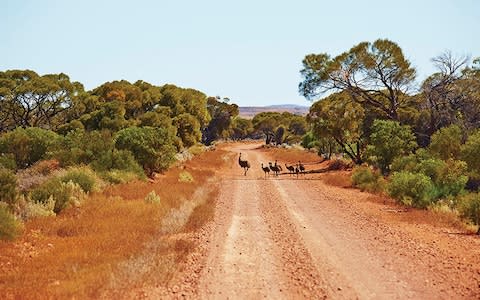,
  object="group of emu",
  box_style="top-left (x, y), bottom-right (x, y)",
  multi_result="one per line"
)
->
top-left (238, 153), bottom-right (305, 178)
